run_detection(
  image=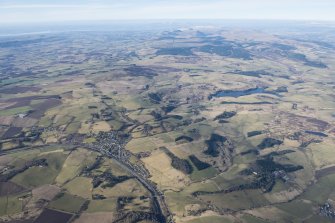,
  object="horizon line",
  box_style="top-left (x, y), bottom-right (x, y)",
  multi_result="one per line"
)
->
top-left (1, 18), bottom-right (335, 26)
